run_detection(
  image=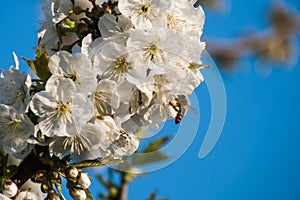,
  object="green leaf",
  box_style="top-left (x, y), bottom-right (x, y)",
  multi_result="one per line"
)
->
top-left (142, 136), bottom-right (170, 153)
top-left (131, 150), bottom-right (169, 166)
top-left (71, 158), bottom-right (122, 168)
top-left (85, 188), bottom-right (94, 200)
top-left (22, 38), bottom-right (51, 82)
